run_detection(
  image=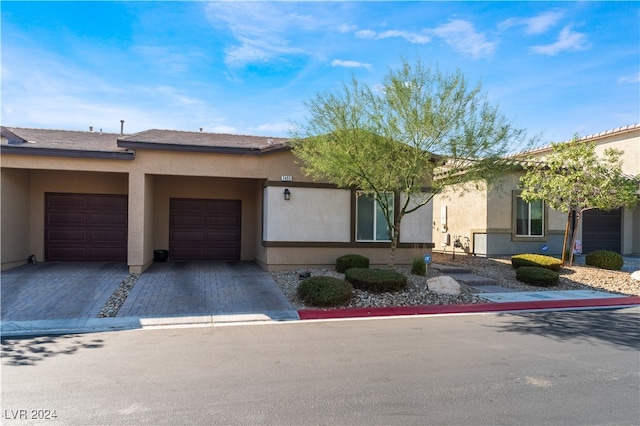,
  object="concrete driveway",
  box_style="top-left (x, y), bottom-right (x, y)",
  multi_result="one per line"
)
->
top-left (1, 261), bottom-right (298, 324)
